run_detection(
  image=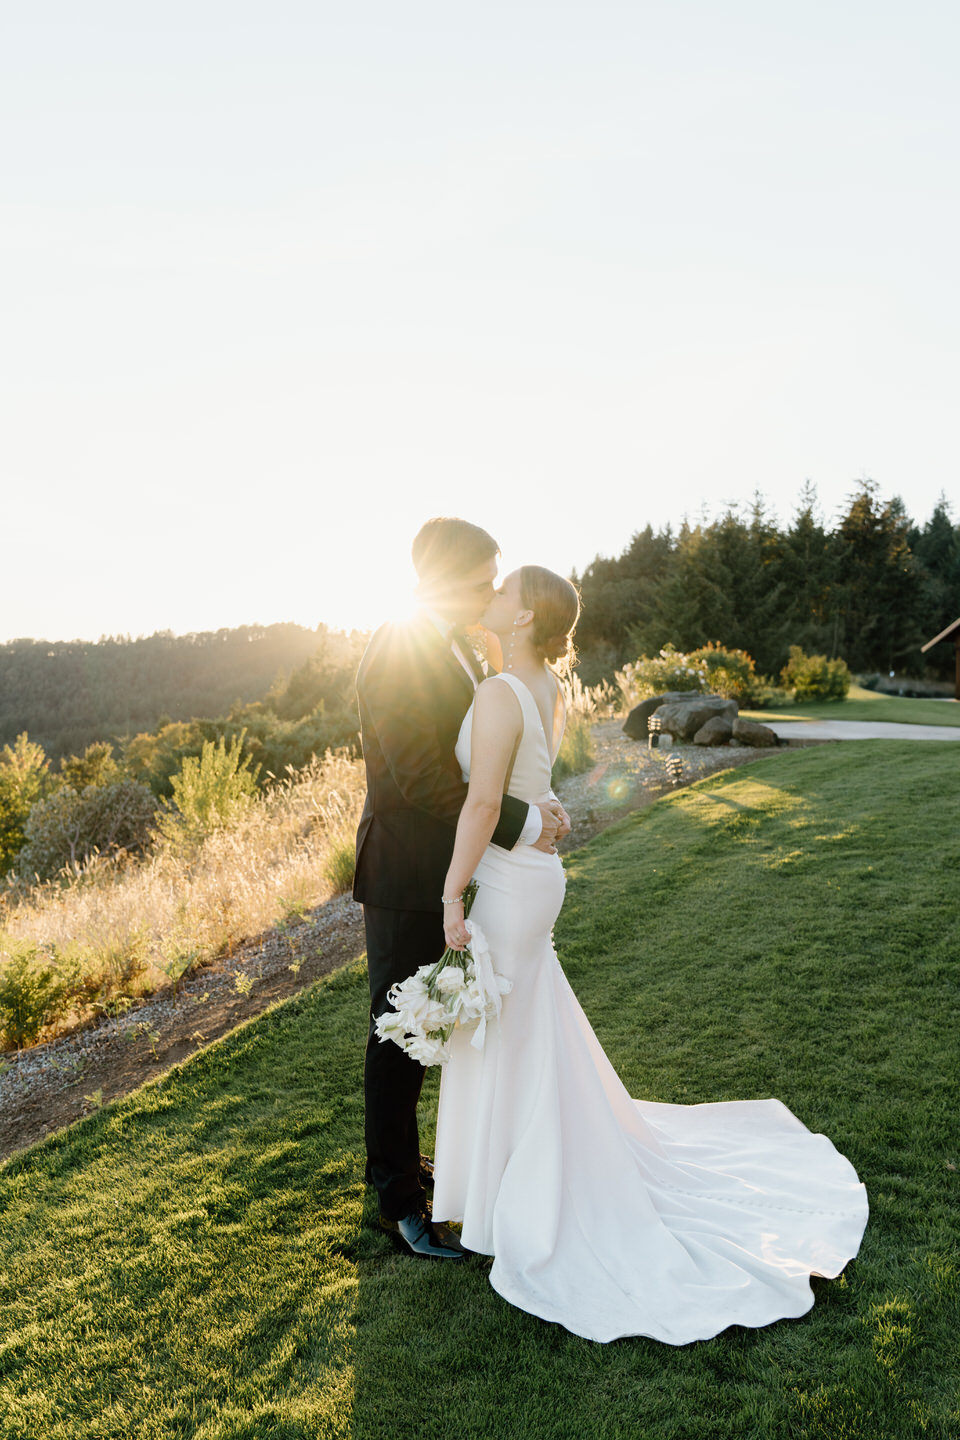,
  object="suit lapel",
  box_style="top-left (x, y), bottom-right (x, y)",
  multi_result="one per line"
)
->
top-left (413, 613), bottom-right (476, 702)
